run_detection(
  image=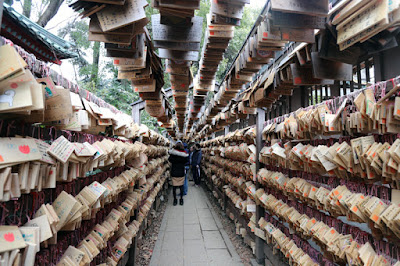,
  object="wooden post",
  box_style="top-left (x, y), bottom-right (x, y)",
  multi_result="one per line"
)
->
top-left (127, 209), bottom-right (139, 265)
top-left (131, 100), bottom-right (146, 125)
top-left (223, 126), bottom-right (229, 211)
top-left (255, 108), bottom-right (265, 264)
